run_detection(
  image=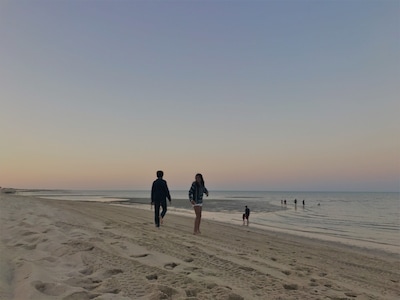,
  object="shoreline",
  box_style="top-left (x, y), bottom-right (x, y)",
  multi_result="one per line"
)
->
top-left (111, 201), bottom-right (400, 257)
top-left (1, 194), bottom-right (399, 299)
top-left (20, 193), bottom-right (400, 255)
